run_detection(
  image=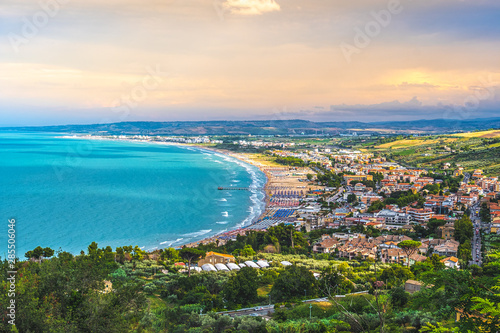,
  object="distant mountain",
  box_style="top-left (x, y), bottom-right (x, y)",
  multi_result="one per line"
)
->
top-left (2, 117), bottom-right (500, 136)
